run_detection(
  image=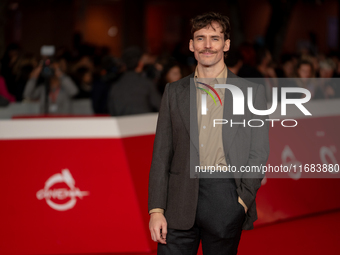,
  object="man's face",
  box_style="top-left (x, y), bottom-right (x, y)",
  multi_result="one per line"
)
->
top-left (298, 64), bottom-right (312, 79)
top-left (320, 68), bottom-right (334, 78)
top-left (189, 21), bottom-right (230, 68)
